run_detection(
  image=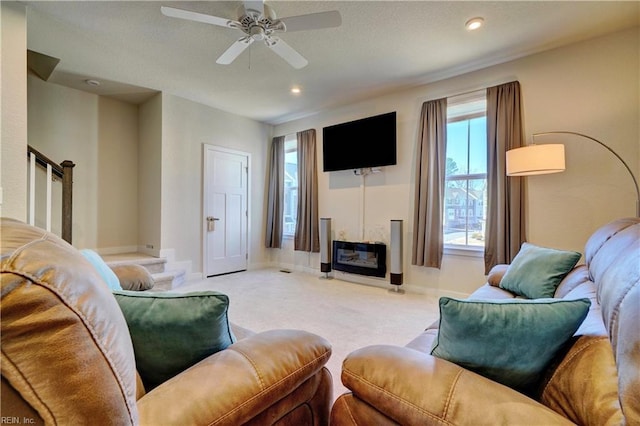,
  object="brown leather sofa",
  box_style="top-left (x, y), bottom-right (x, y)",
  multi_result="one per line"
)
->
top-left (331, 218), bottom-right (639, 425)
top-left (1, 218), bottom-right (333, 425)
